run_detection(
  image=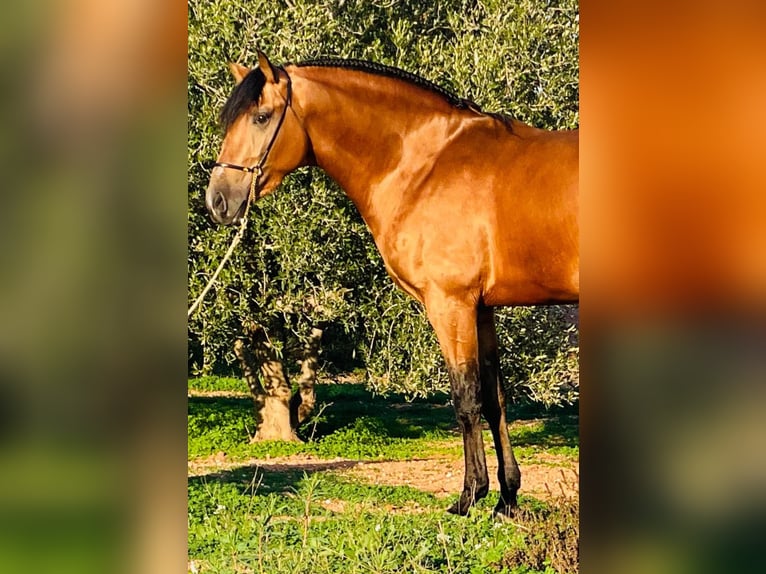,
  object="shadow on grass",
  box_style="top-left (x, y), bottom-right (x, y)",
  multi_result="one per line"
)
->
top-left (508, 415), bottom-right (579, 449)
top-left (188, 395), bottom-right (252, 410)
top-left (312, 384), bottom-right (455, 439)
top-left (311, 383), bottom-right (578, 446)
top-left (188, 382), bottom-right (578, 450)
top-left (188, 459), bottom-right (362, 497)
